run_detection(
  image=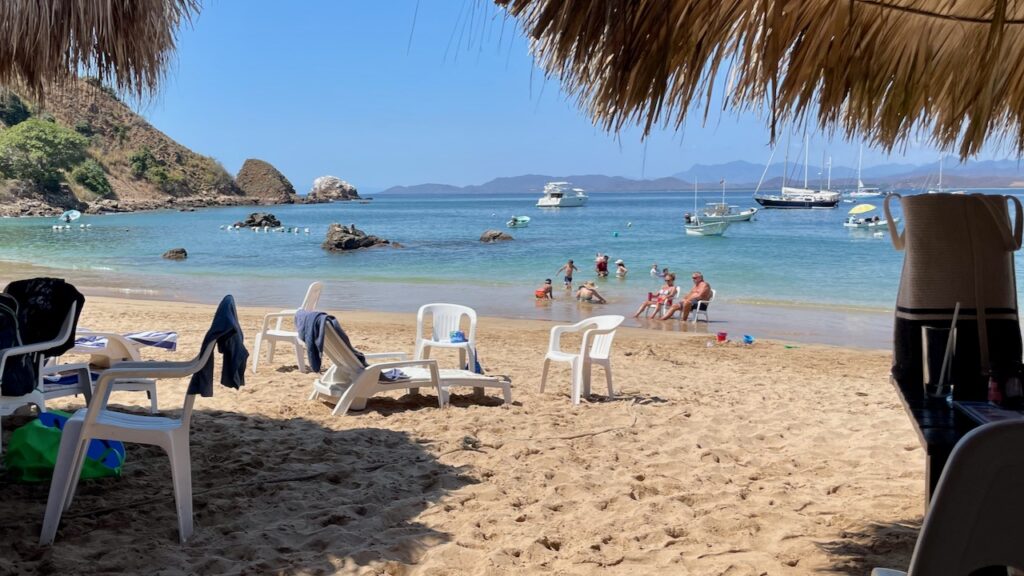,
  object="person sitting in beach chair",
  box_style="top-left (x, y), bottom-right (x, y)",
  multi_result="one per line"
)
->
top-left (661, 271), bottom-right (711, 321)
top-left (633, 273), bottom-right (676, 318)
